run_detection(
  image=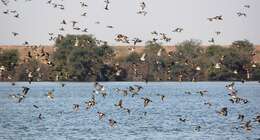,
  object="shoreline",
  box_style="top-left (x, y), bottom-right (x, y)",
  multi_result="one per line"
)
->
top-left (0, 81), bottom-right (259, 83)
